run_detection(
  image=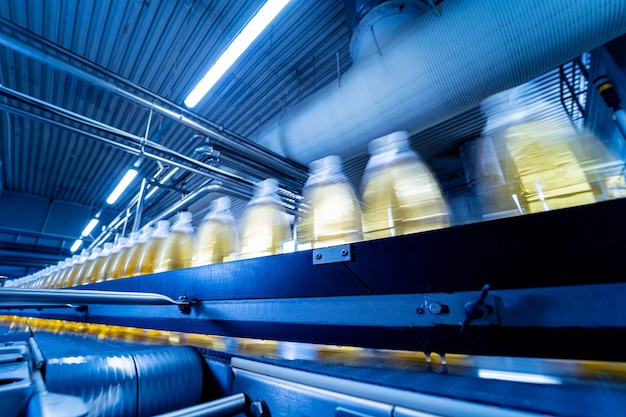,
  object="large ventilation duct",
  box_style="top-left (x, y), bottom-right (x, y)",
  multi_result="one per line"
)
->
top-left (256, 0), bottom-right (626, 166)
